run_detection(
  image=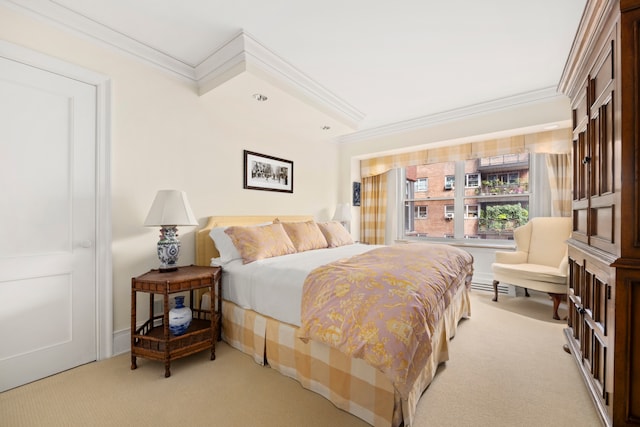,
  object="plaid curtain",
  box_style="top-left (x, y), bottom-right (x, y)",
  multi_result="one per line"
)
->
top-left (356, 129), bottom-right (573, 239)
top-left (360, 173), bottom-right (387, 244)
top-left (360, 129), bottom-right (571, 178)
top-left (546, 153), bottom-right (572, 217)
